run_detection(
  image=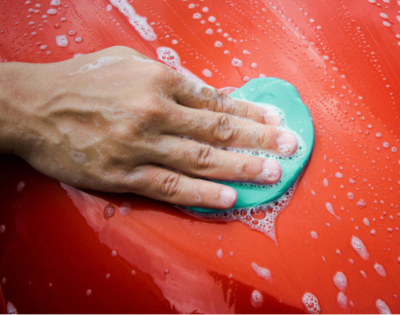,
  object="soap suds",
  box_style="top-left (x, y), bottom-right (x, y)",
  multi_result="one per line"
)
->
top-left (351, 235), bottom-right (369, 260)
top-left (302, 292), bottom-right (321, 314)
top-left (109, 0), bottom-right (156, 41)
top-left (333, 271), bottom-right (347, 291)
top-left (251, 262), bottom-right (272, 281)
top-left (376, 299), bottom-right (391, 314)
top-left (157, 47), bottom-right (203, 83)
